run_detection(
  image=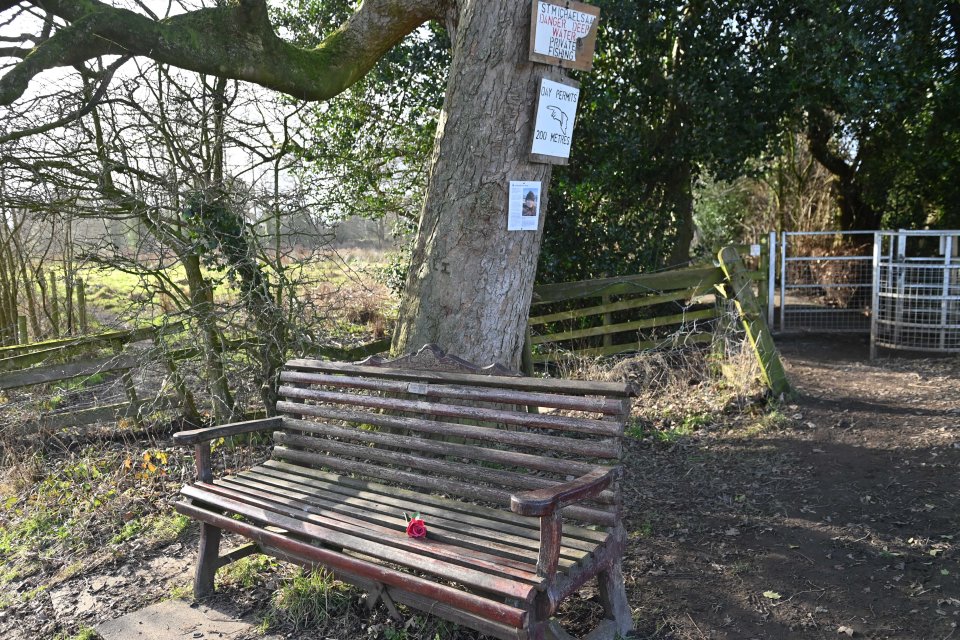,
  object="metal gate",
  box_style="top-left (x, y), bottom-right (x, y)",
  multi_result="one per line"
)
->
top-left (872, 230), bottom-right (960, 357)
top-left (772, 231), bottom-right (874, 333)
